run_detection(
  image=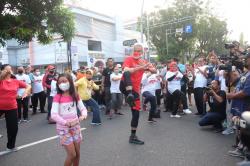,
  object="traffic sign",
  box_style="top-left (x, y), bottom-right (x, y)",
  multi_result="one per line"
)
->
top-left (185, 24), bottom-right (192, 33)
top-left (176, 28), bottom-right (183, 33)
top-left (123, 39), bottom-right (137, 47)
top-left (90, 57), bottom-right (94, 63)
